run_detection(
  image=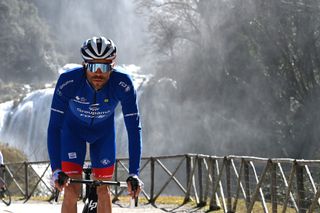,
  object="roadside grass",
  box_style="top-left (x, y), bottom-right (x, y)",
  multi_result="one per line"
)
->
top-left (114, 196), bottom-right (297, 212)
top-left (22, 195), bottom-right (297, 212)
